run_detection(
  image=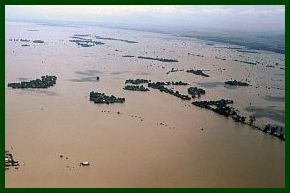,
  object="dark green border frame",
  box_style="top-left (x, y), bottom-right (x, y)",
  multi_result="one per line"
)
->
top-left (1, 0), bottom-right (287, 190)
top-left (0, 0), bottom-right (287, 5)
